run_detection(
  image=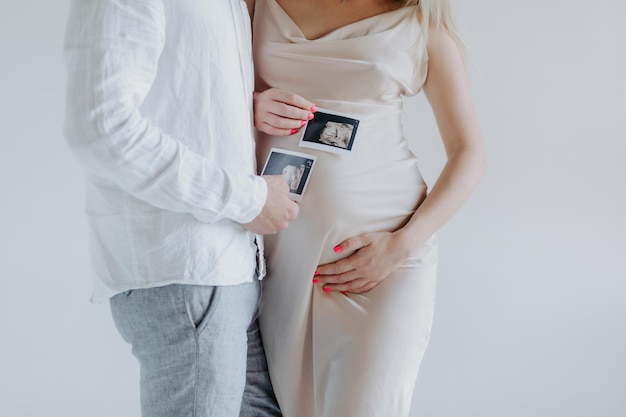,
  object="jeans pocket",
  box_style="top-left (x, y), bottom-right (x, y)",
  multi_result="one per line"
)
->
top-left (109, 289), bottom-right (141, 344)
top-left (253, 279), bottom-right (263, 321)
top-left (182, 284), bottom-right (222, 333)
